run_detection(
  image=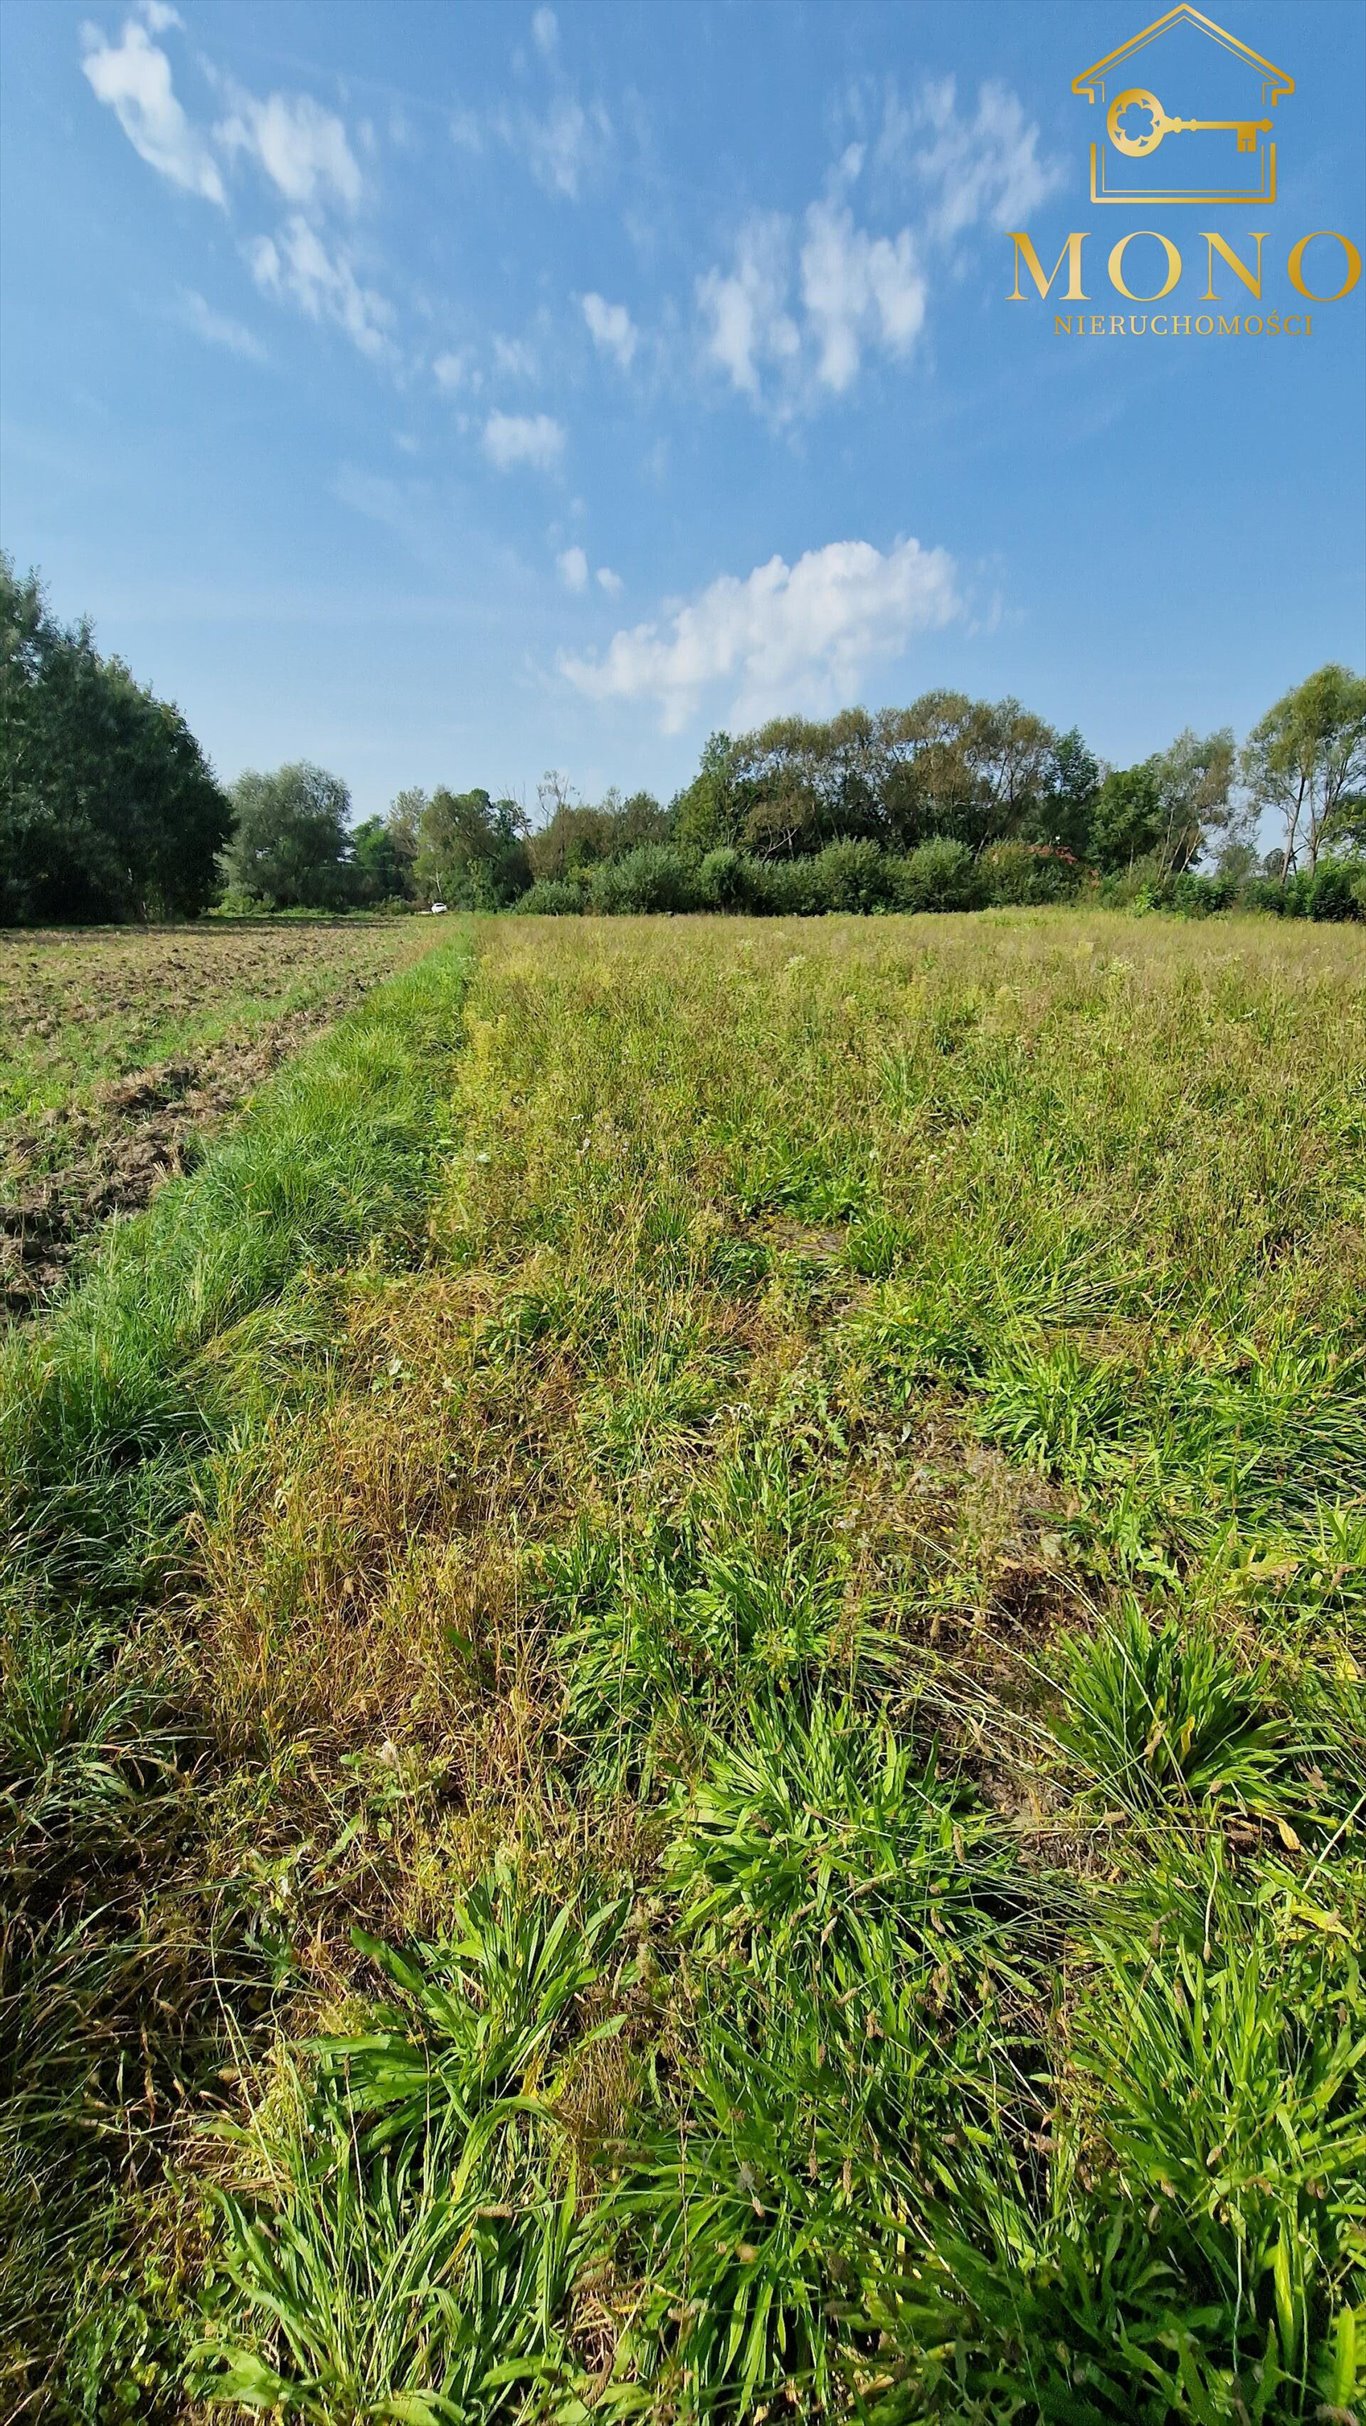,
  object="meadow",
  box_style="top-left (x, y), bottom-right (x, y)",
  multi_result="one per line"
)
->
top-left (0, 920), bottom-right (439, 1314)
top-left (1, 908), bottom-right (1363, 2424)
